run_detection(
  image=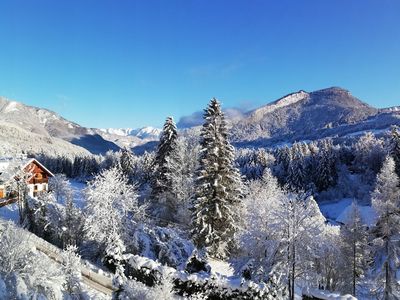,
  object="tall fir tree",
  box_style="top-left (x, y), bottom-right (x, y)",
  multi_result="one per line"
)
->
top-left (315, 139), bottom-right (337, 192)
top-left (151, 116), bottom-right (181, 222)
top-left (191, 98), bottom-right (243, 259)
top-left (286, 143), bottom-right (307, 192)
top-left (371, 156), bottom-right (400, 299)
top-left (119, 148), bottom-right (136, 183)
